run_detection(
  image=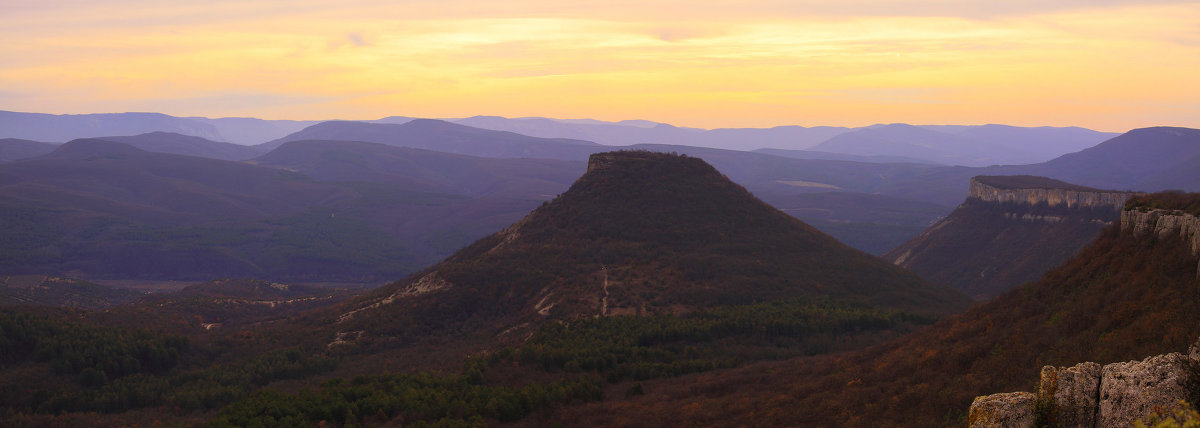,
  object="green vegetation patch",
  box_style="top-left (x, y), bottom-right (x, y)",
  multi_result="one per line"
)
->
top-left (511, 299), bottom-right (938, 382)
top-left (0, 310), bottom-right (187, 383)
top-left (209, 368), bottom-right (602, 427)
